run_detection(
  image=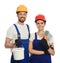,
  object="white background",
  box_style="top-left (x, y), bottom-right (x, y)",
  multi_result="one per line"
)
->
top-left (0, 0), bottom-right (60, 63)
